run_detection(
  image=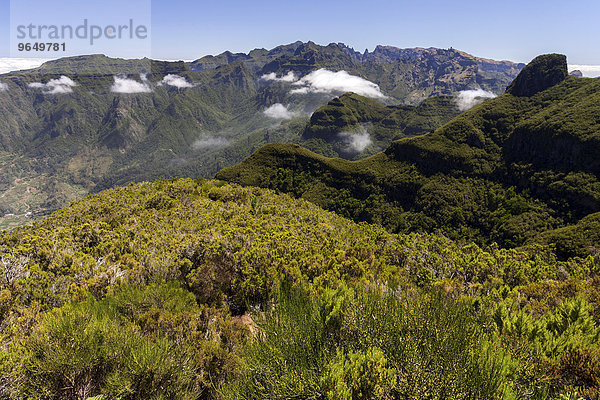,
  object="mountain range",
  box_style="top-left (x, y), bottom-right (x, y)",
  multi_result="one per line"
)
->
top-left (217, 54), bottom-right (600, 258)
top-left (0, 41), bottom-right (523, 229)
